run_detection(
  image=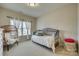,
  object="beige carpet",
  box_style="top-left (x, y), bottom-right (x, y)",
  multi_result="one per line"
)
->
top-left (3, 40), bottom-right (78, 56)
